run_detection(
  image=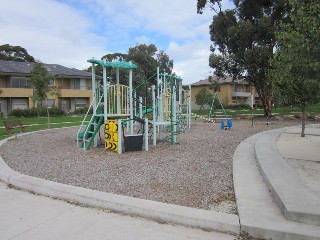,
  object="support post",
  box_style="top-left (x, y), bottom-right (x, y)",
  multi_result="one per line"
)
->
top-left (139, 97), bottom-right (143, 119)
top-left (129, 65), bottom-right (133, 135)
top-left (178, 80), bottom-right (182, 114)
top-left (134, 91), bottom-right (137, 129)
top-left (152, 85), bottom-right (156, 145)
top-left (172, 80), bottom-right (177, 144)
top-left (116, 68), bottom-right (120, 115)
top-left (91, 62), bottom-right (96, 113)
top-left (188, 84), bottom-right (192, 129)
top-left (118, 119), bottom-right (122, 154)
top-left (103, 61), bottom-right (108, 122)
top-left (144, 117), bottom-right (148, 151)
